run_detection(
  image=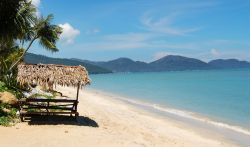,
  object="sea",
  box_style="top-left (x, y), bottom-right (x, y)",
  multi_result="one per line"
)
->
top-left (88, 69), bottom-right (250, 144)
